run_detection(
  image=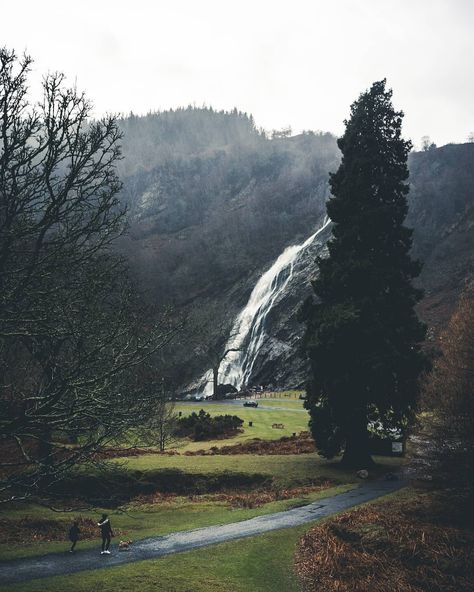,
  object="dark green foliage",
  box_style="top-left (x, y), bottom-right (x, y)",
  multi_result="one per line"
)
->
top-left (176, 409), bottom-right (244, 441)
top-left (301, 80), bottom-right (427, 467)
